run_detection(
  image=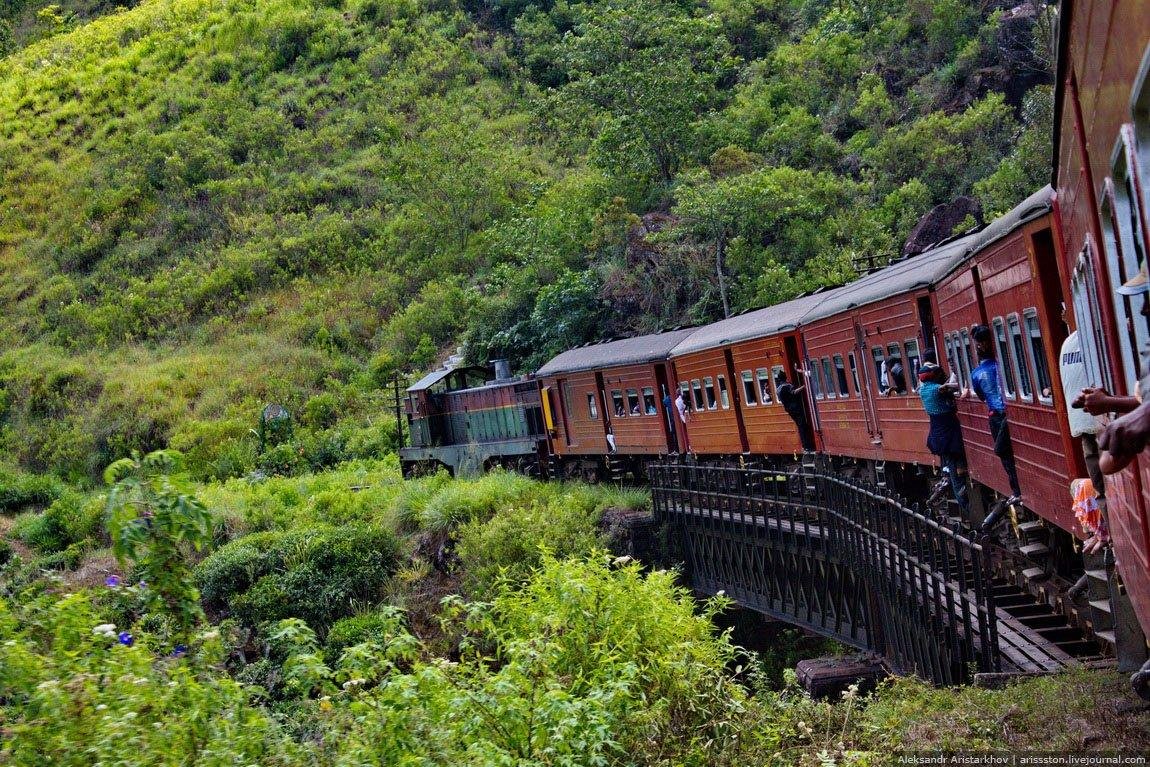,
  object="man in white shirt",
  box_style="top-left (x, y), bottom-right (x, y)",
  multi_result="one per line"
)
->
top-left (674, 389), bottom-right (692, 453)
top-left (1060, 314), bottom-right (1107, 492)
